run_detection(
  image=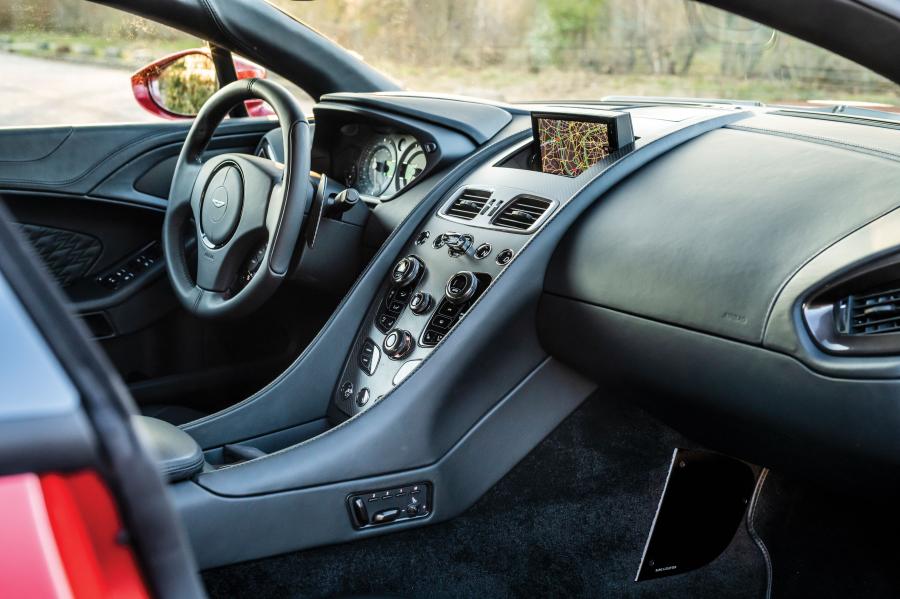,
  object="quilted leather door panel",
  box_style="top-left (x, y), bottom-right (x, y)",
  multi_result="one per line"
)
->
top-left (16, 224), bottom-right (102, 287)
